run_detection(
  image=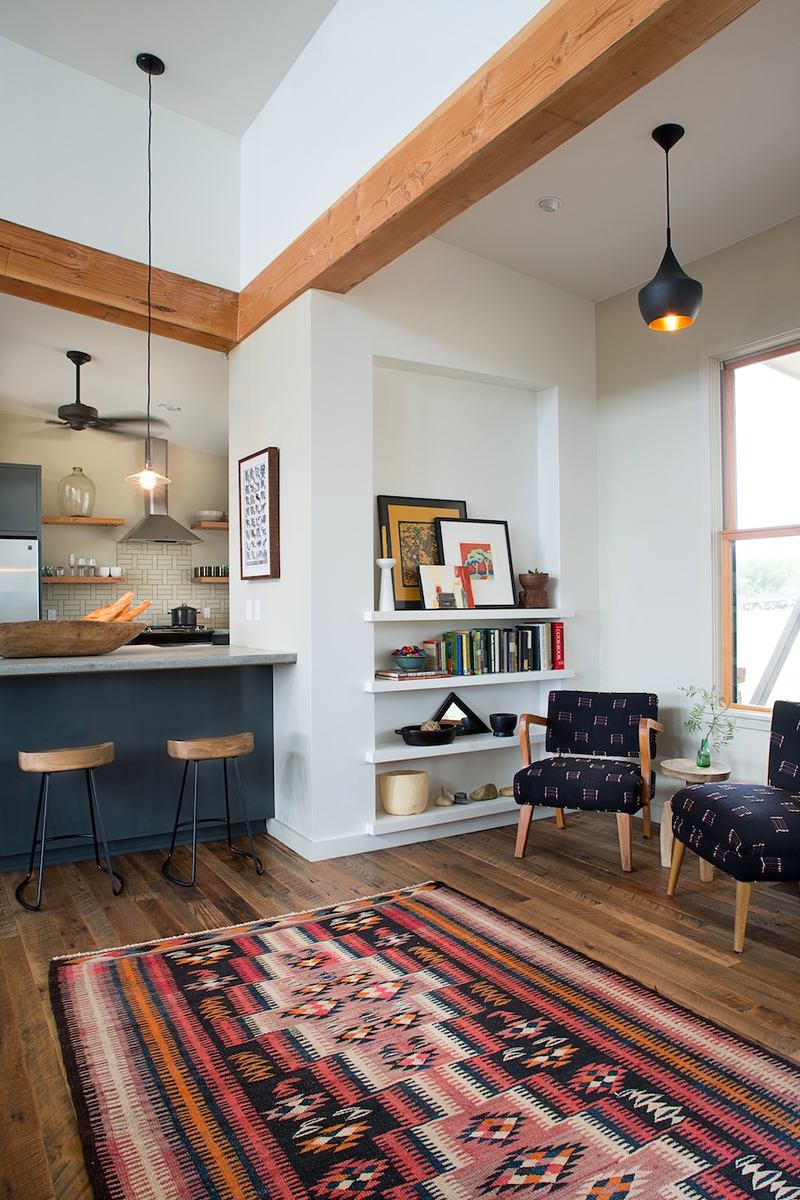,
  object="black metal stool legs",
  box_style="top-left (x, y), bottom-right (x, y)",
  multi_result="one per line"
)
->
top-left (15, 773), bottom-right (50, 912)
top-left (161, 760), bottom-right (199, 888)
top-left (85, 769), bottom-right (124, 895)
top-left (230, 757), bottom-right (263, 875)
